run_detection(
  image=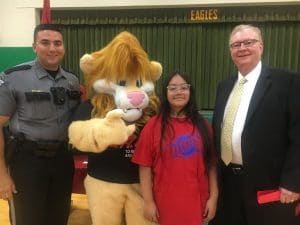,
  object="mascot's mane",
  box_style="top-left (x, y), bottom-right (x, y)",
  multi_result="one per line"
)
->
top-left (82, 31), bottom-right (161, 135)
top-left (84, 31), bottom-right (159, 91)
